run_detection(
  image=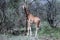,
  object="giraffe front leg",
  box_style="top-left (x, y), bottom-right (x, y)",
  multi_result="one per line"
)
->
top-left (30, 26), bottom-right (32, 36)
top-left (35, 26), bottom-right (39, 37)
top-left (27, 26), bottom-right (30, 36)
top-left (27, 21), bottom-right (30, 36)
